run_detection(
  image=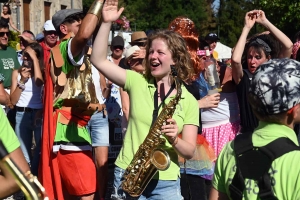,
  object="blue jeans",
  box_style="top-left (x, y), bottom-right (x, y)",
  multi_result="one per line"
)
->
top-left (111, 166), bottom-right (183, 200)
top-left (15, 109), bottom-right (42, 176)
top-left (86, 110), bottom-right (109, 147)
